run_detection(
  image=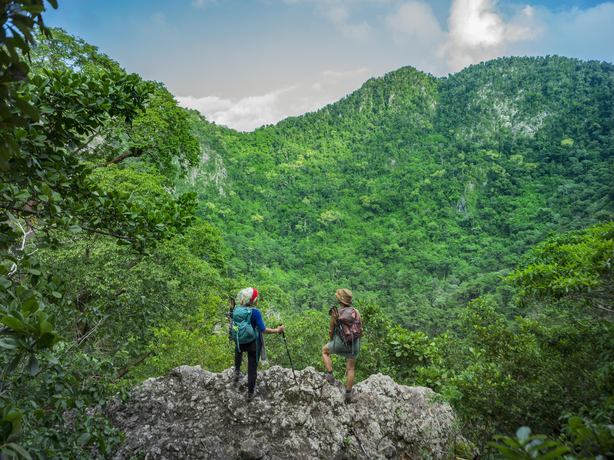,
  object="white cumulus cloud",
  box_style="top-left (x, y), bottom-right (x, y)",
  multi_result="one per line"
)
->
top-left (177, 67), bottom-right (371, 131)
top-left (441, 0), bottom-right (539, 71)
top-left (386, 2), bottom-right (446, 47)
top-left (178, 88), bottom-right (299, 131)
top-left (385, 0), bottom-right (542, 73)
